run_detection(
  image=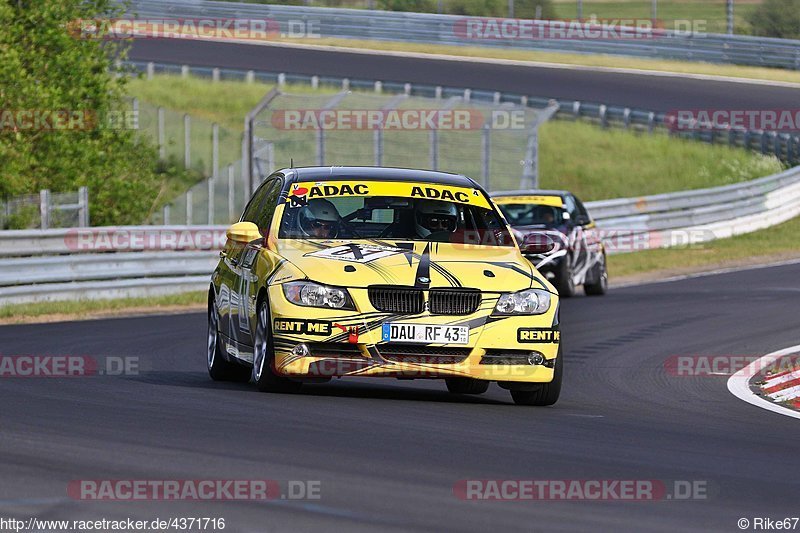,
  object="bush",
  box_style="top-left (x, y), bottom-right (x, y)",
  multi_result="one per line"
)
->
top-left (0, 0), bottom-right (177, 225)
top-left (748, 0), bottom-right (800, 39)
